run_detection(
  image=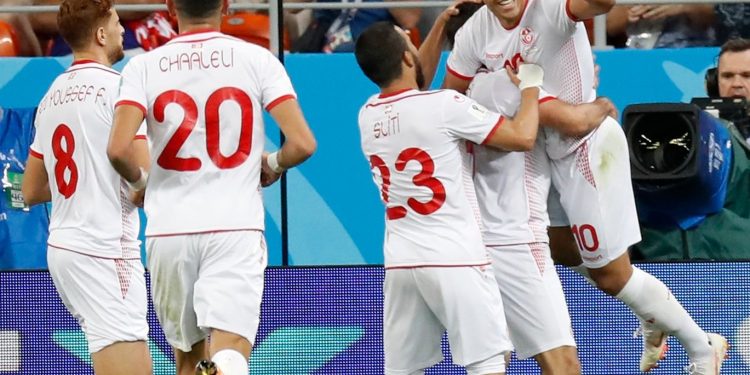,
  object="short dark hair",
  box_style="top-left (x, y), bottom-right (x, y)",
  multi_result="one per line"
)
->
top-left (446, 2), bottom-right (482, 48)
top-left (719, 38), bottom-right (750, 59)
top-left (355, 22), bottom-right (407, 88)
top-left (174, 0), bottom-right (222, 19)
top-left (58, 0), bottom-right (113, 51)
